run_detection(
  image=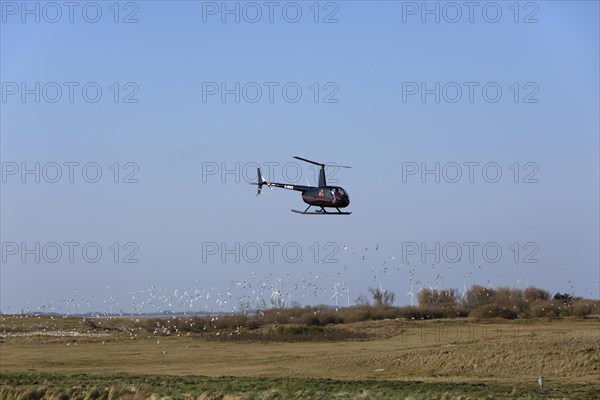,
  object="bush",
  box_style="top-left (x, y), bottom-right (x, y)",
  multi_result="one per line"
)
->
top-left (275, 324), bottom-right (323, 336)
top-left (554, 292), bottom-right (574, 305)
top-left (340, 306), bottom-right (371, 323)
top-left (464, 285), bottom-right (496, 308)
top-left (317, 309), bottom-right (344, 325)
top-left (469, 304), bottom-right (518, 319)
top-left (297, 312), bottom-right (320, 326)
top-left (569, 301), bottom-right (593, 317)
top-left (417, 288), bottom-right (458, 306)
top-left (368, 288), bottom-right (395, 307)
top-left (396, 305), bottom-right (468, 319)
top-left (493, 287), bottom-right (526, 313)
top-left (368, 306), bottom-right (401, 320)
top-left (528, 301), bottom-right (560, 318)
top-left (524, 287), bottom-right (551, 303)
